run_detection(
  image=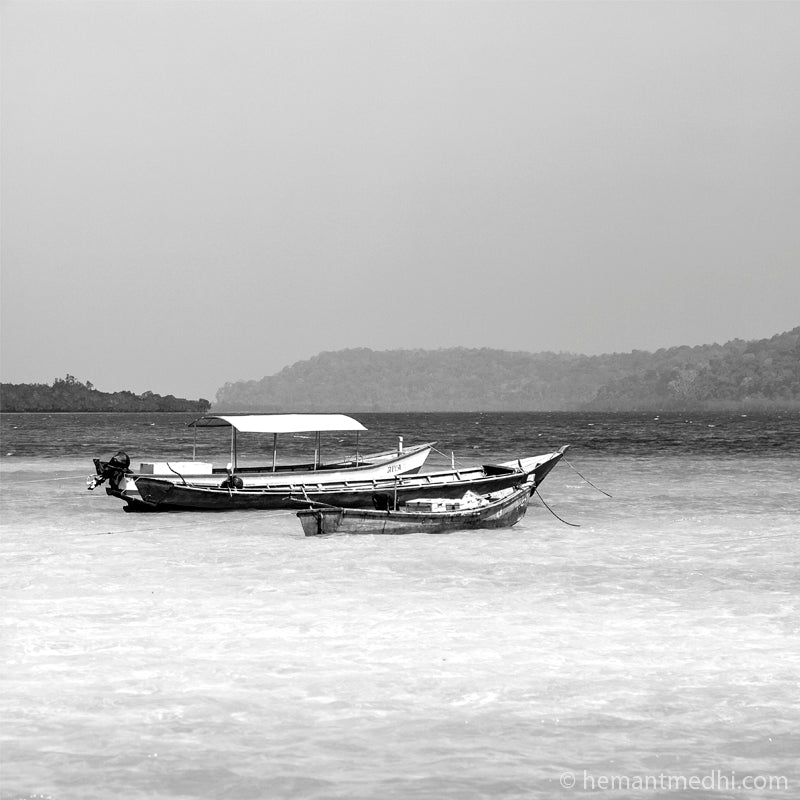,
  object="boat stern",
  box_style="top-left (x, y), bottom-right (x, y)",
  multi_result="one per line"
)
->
top-left (298, 508), bottom-right (345, 536)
